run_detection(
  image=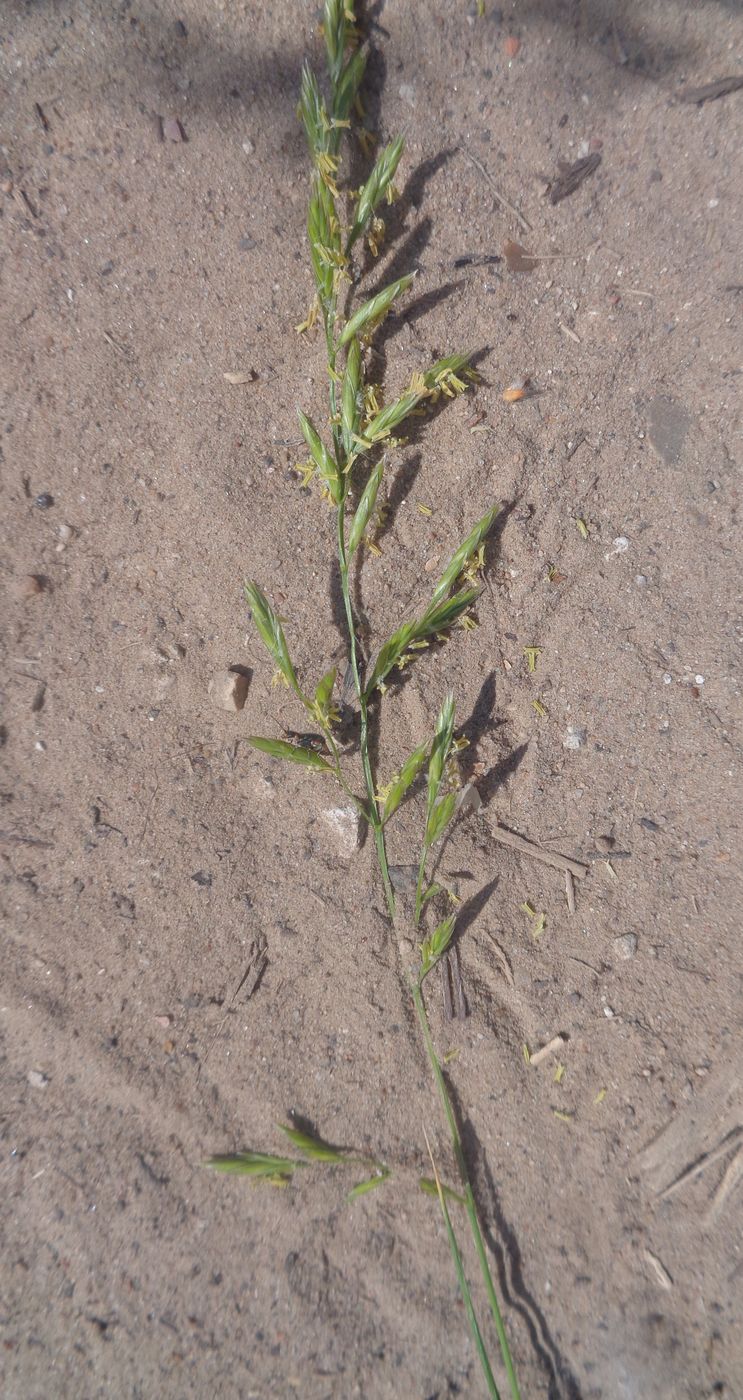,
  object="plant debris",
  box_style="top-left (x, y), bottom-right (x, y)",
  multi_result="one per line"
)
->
top-left (677, 75), bottom-right (743, 105)
top-left (503, 239), bottom-right (538, 274)
top-left (453, 252), bottom-right (502, 269)
top-left (546, 153), bottom-right (601, 204)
